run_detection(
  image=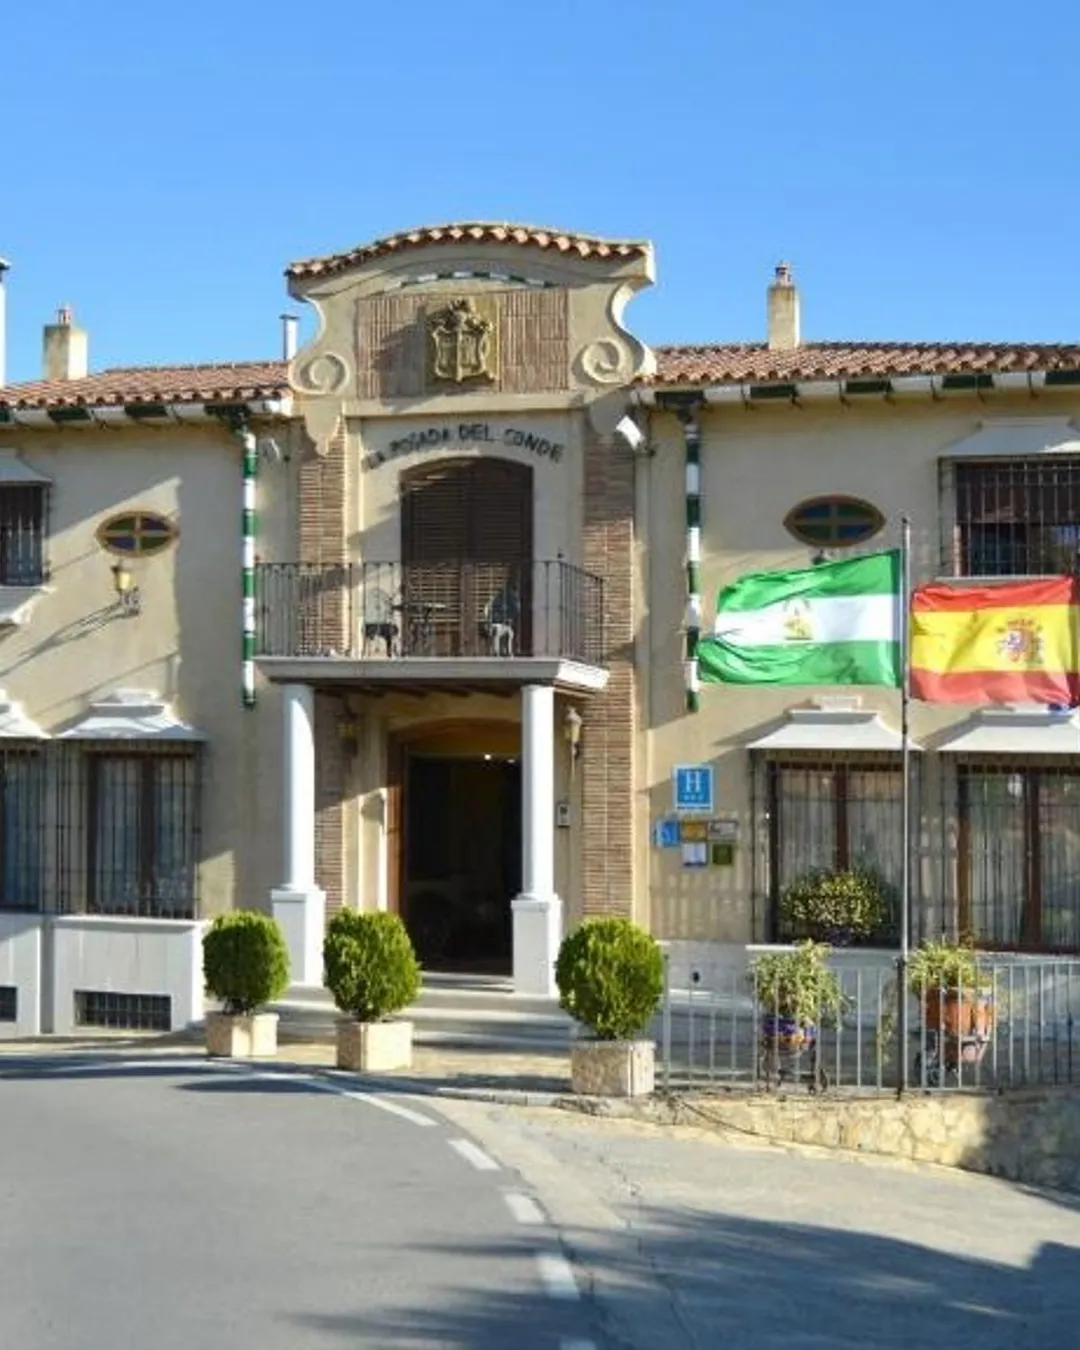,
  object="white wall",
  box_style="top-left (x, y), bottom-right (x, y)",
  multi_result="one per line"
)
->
top-left (50, 916), bottom-right (206, 1035)
top-left (0, 915), bottom-right (42, 1038)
